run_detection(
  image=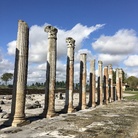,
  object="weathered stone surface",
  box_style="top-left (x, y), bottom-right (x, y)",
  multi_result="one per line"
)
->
top-left (0, 98), bottom-right (138, 138)
top-left (0, 106), bottom-right (2, 112)
top-left (43, 25), bottom-right (58, 118)
top-left (0, 112), bottom-right (10, 119)
top-left (0, 100), bottom-right (5, 105)
top-left (98, 61), bottom-right (103, 105)
top-left (104, 66), bottom-right (109, 104)
top-left (89, 59), bottom-right (96, 107)
top-left (116, 68), bottom-right (121, 101)
top-left (11, 20), bottom-right (29, 127)
top-left (108, 64), bottom-right (114, 102)
top-left (79, 53), bottom-right (87, 110)
top-left (65, 37), bottom-right (75, 113)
